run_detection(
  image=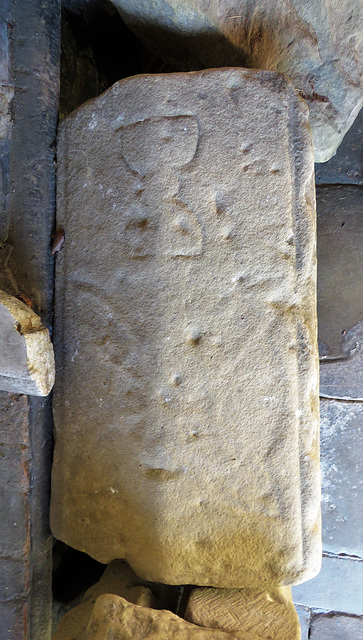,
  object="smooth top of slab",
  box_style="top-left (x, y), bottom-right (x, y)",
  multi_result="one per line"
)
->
top-left (0, 290), bottom-right (55, 396)
top-left (51, 68), bottom-right (320, 588)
